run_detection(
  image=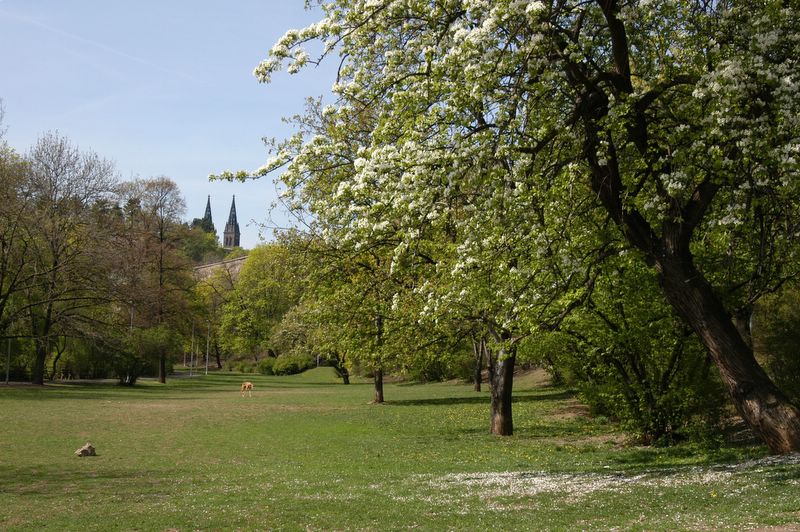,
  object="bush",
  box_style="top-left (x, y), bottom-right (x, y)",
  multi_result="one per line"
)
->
top-left (567, 326), bottom-right (727, 445)
top-left (58, 340), bottom-right (115, 380)
top-left (272, 353), bottom-right (315, 376)
top-left (115, 326), bottom-right (176, 385)
top-left (2, 337), bottom-right (32, 381)
top-left (405, 357), bottom-right (461, 382)
top-left (257, 357), bottom-right (275, 375)
top-left (530, 262), bottom-right (728, 446)
top-left (236, 360), bottom-right (256, 373)
top-left (755, 289), bottom-right (800, 403)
